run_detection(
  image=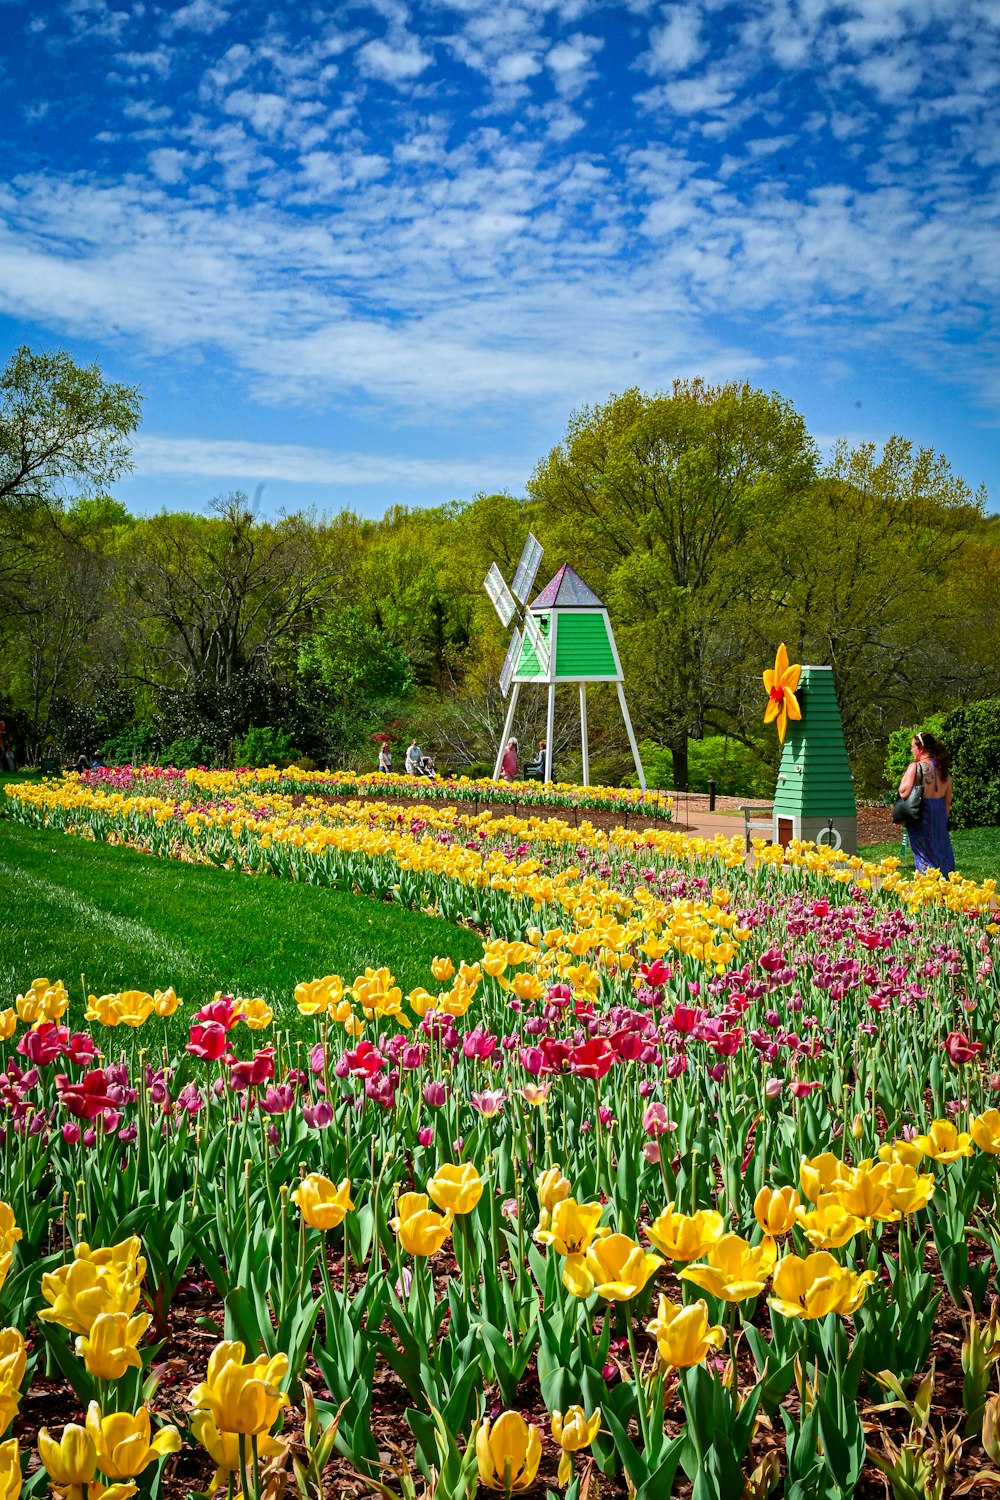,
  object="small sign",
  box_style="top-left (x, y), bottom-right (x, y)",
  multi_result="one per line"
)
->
top-left (499, 629), bottom-right (521, 697)
top-left (511, 533), bottom-right (543, 604)
top-left (484, 563), bottom-right (516, 626)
